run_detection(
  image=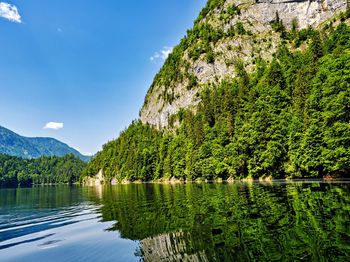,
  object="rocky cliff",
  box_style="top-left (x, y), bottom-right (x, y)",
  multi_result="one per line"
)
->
top-left (140, 0), bottom-right (347, 128)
